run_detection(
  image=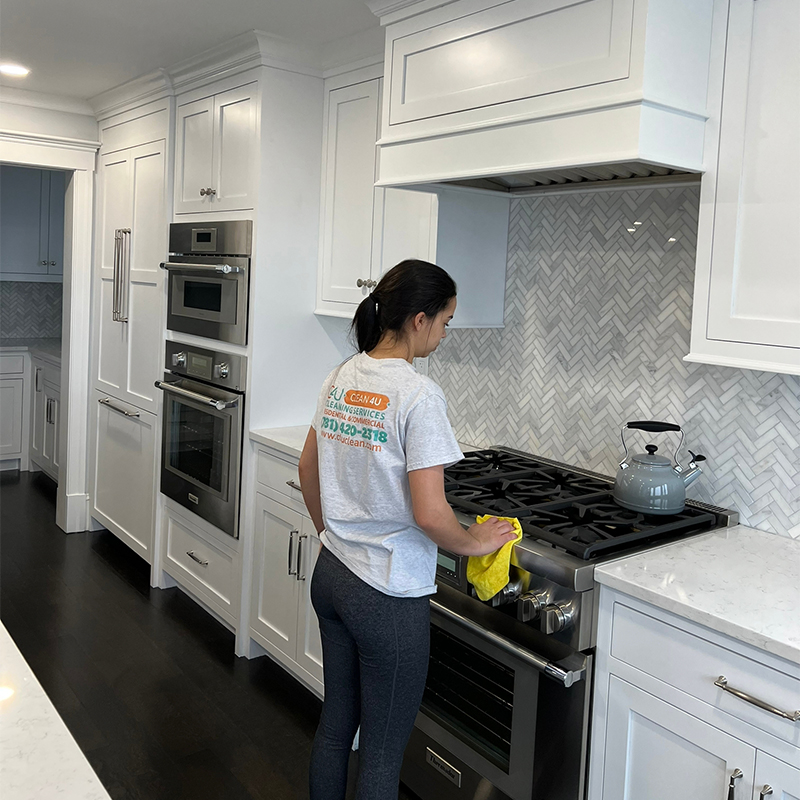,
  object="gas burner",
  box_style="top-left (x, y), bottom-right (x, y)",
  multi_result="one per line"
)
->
top-left (444, 450), bottom-right (535, 481)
